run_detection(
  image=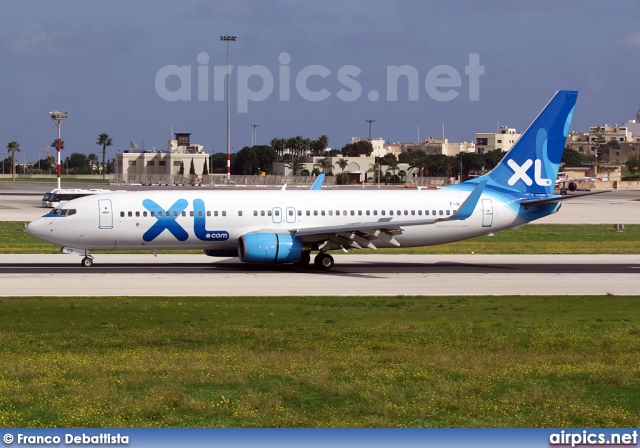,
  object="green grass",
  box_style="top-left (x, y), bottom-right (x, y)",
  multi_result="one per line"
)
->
top-left (2, 222), bottom-right (639, 254)
top-left (0, 295), bottom-right (638, 427)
